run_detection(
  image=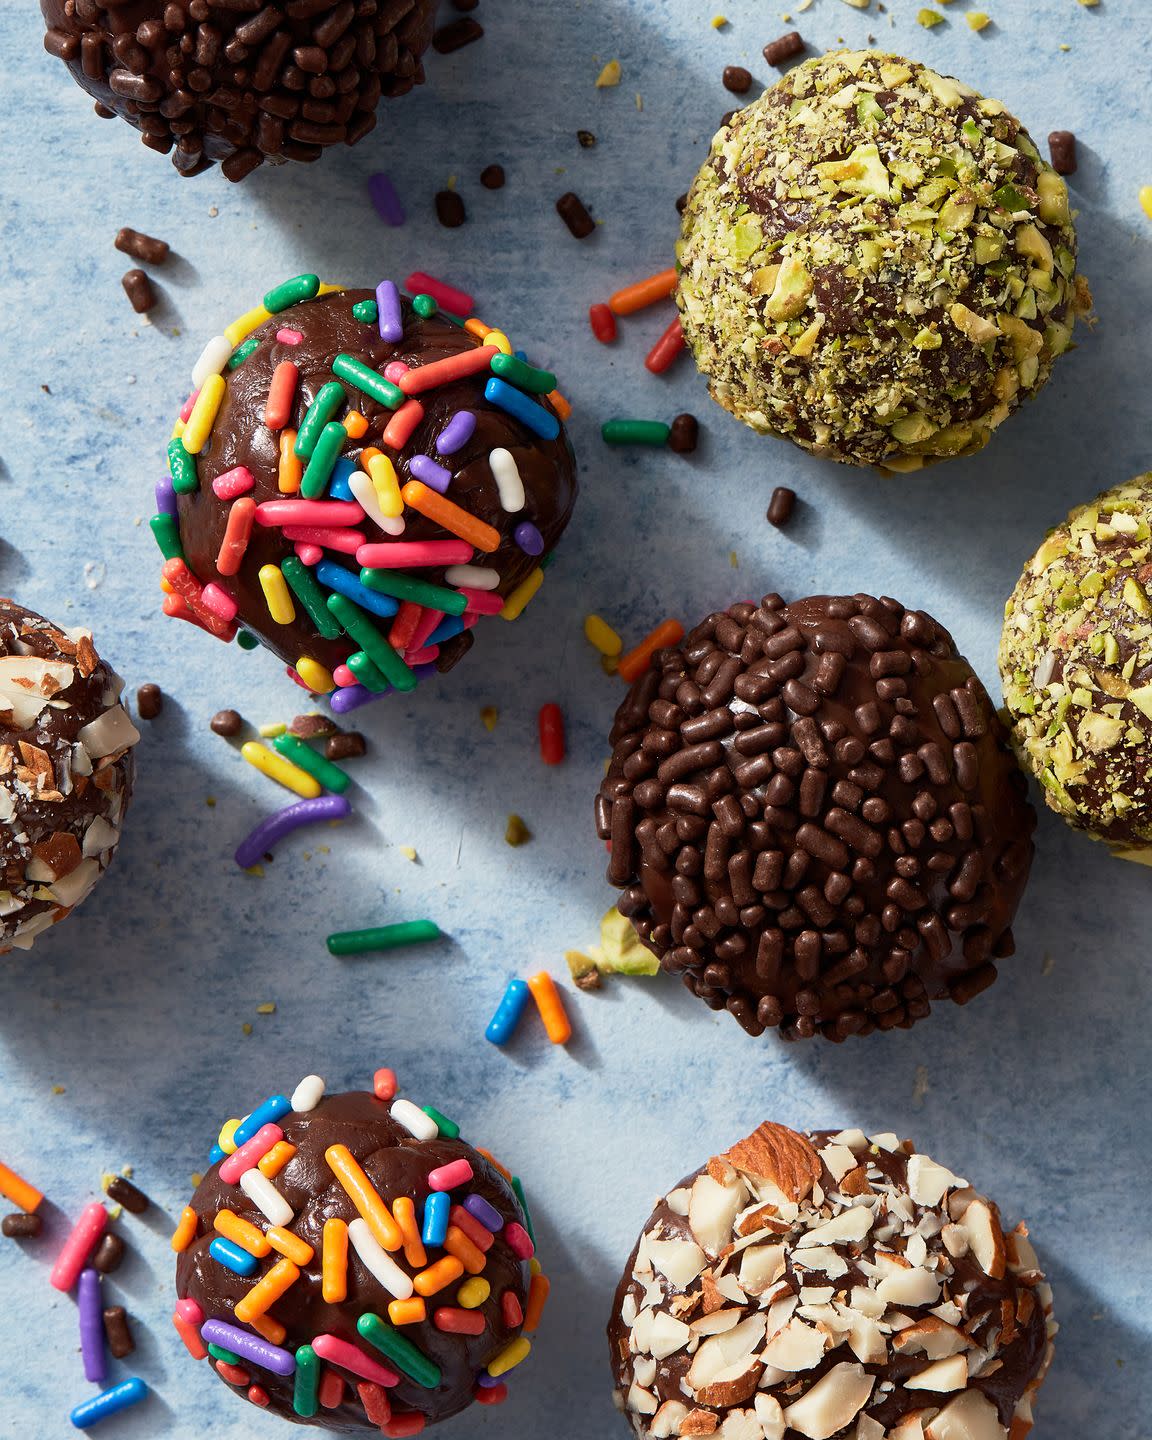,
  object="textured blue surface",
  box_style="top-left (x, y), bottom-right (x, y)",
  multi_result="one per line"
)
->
top-left (1, 1), bottom-right (1149, 1436)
